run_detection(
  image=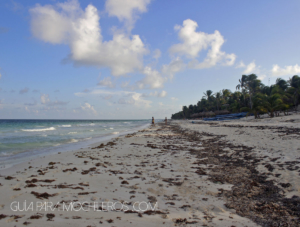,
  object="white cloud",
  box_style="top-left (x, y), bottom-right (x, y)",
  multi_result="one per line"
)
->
top-left (170, 19), bottom-right (236, 69)
top-left (81, 102), bottom-right (97, 114)
top-left (153, 49), bottom-right (161, 59)
top-left (41, 94), bottom-right (50, 104)
top-left (118, 98), bottom-right (135, 105)
top-left (30, 0), bottom-right (148, 76)
top-left (235, 61), bottom-right (245, 68)
top-left (121, 81), bottom-right (130, 88)
top-left (41, 94), bottom-right (68, 106)
top-left (258, 75), bottom-right (266, 81)
top-left (19, 87), bottom-right (29, 94)
top-left (75, 89), bottom-right (116, 97)
top-left (75, 88), bottom-right (151, 108)
top-left (161, 57), bottom-right (185, 79)
top-left (236, 61), bottom-right (267, 81)
top-left (148, 90), bottom-right (167, 97)
top-left (271, 64), bottom-right (300, 77)
top-left (105, 0), bottom-right (151, 31)
top-left (118, 92), bottom-right (151, 107)
top-left (158, 90), bottom-right (167, 97)
top-left (25, 100), bottom-right (37, 106)
top-left (103, 95), bottom-right (113, 100)
top-left (243, 61), bottom-right (256, 74)
top-left (171, 97), bottom-right (178, 101)
top-left (0, 73), bottom-right (2, 79)
top-left (98, 77), bottom-right (116, 88)
top-left (127, 92), bottom-right (152, 107)
top-left (137, 66), bottom-right (167, 89)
